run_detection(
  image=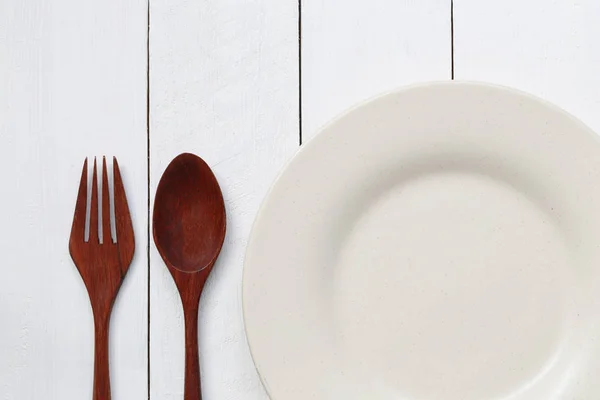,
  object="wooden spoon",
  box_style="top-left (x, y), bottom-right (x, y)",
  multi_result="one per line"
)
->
top-left (153, 153), bottom-right (226, 400)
